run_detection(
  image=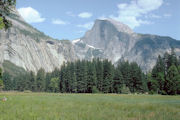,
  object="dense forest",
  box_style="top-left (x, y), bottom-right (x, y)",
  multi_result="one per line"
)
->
top-left (0, 49), bottom-right (180, 95)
